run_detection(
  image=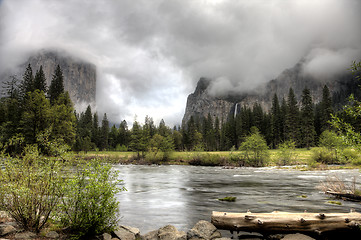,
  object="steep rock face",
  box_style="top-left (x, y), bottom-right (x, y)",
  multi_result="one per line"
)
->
top-left (182, 61), bottom-right (357, 126)
top-left (24, 50), bottom-right (96, 108)
top-left (1, 50), bottom-right (96, 111)
top-left (182, 78), bottom-right (234, 126)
